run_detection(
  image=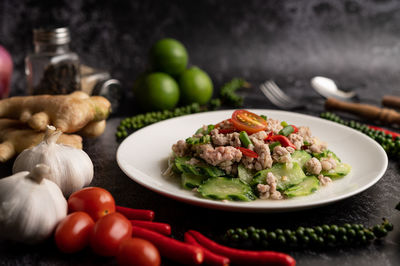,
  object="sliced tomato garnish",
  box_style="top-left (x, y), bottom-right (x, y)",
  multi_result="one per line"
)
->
top-left (237, 147), bottom-right (259, 158)
top-left (215, 119), bottom-right (237, 134)
top-left (231, 110), bottom-right (268, 134)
